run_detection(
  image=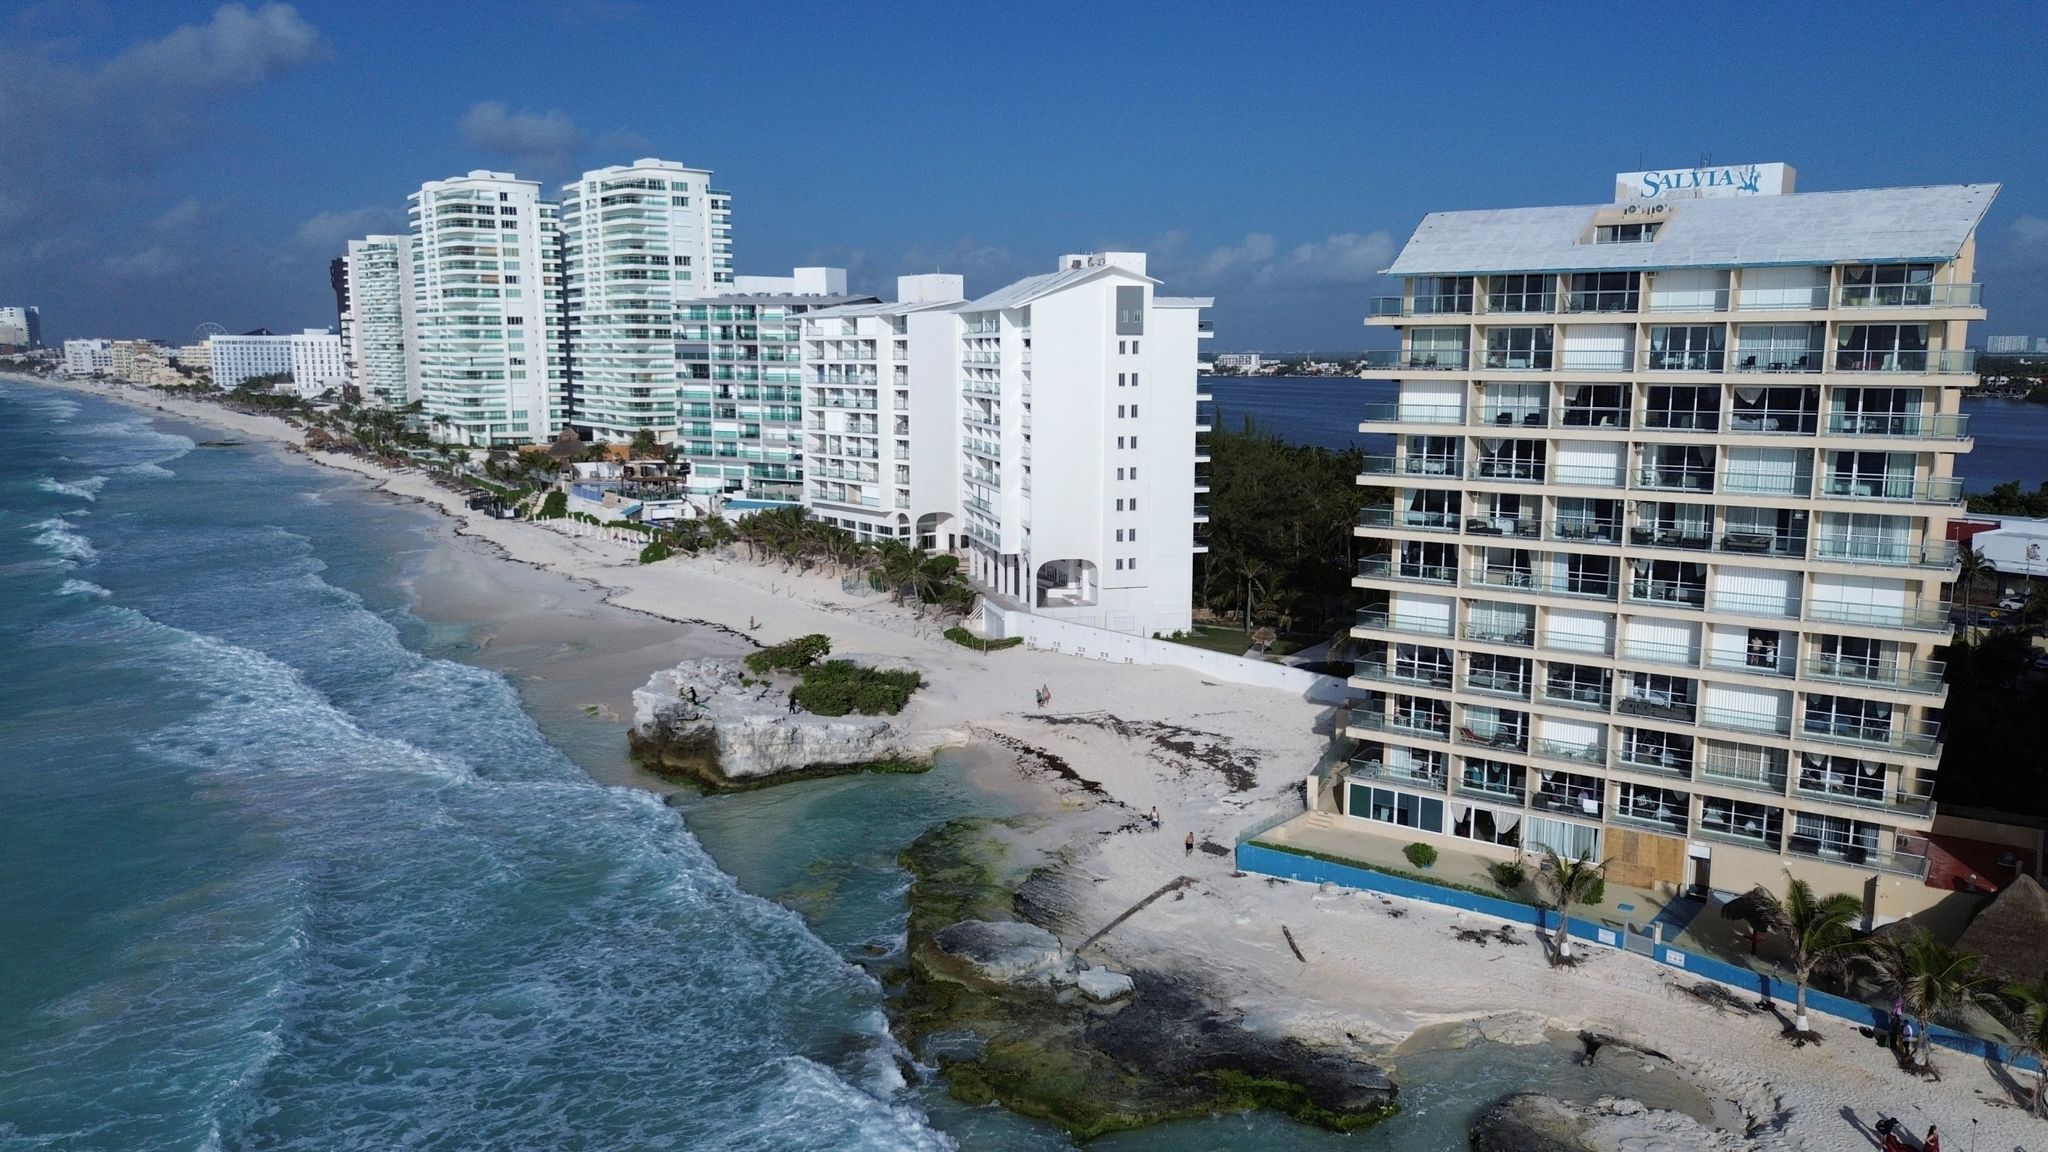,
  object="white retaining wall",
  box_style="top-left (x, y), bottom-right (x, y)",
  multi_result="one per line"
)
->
top-left (980, 600), bottom-right (1345, 700)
